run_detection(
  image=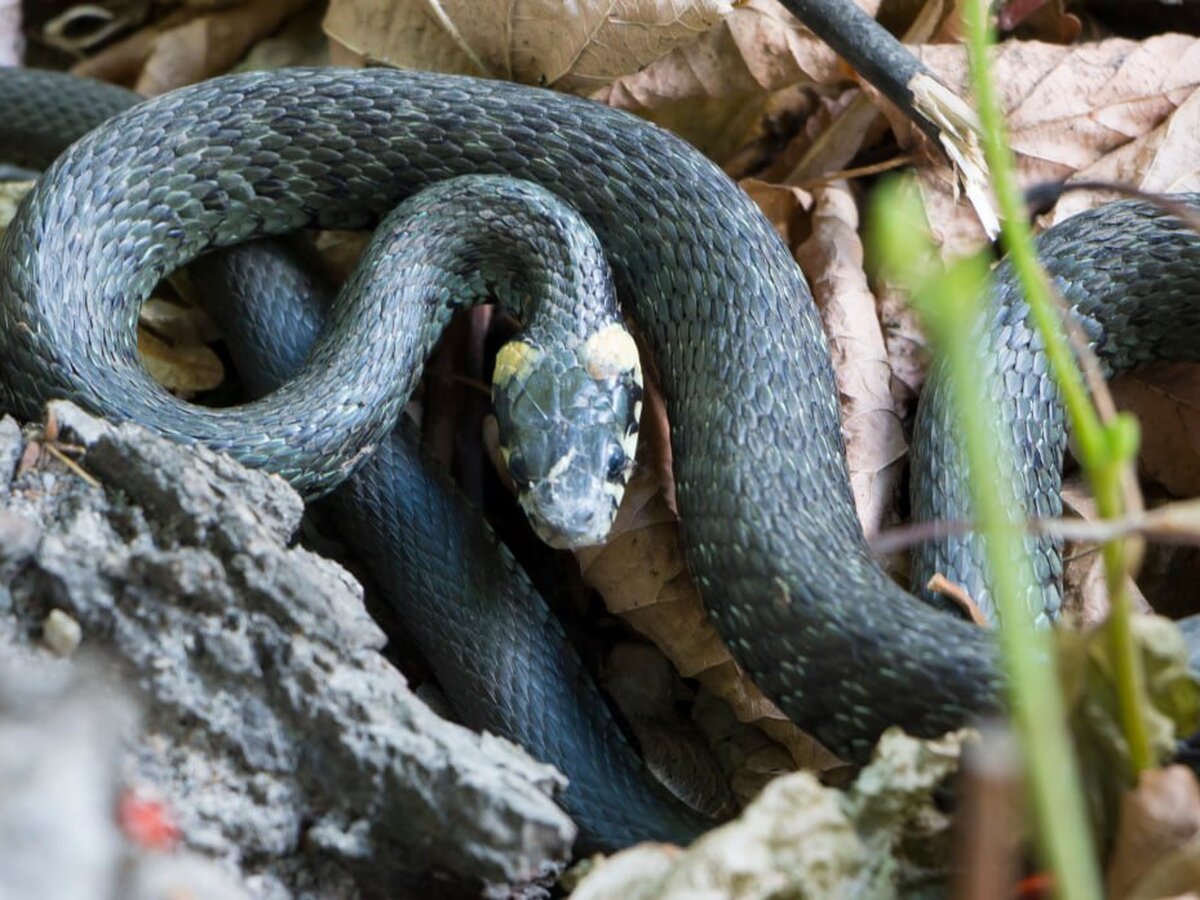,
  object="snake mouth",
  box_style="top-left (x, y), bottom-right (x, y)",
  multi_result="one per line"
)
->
top-left (520, 485), bottom-right (618, 550)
